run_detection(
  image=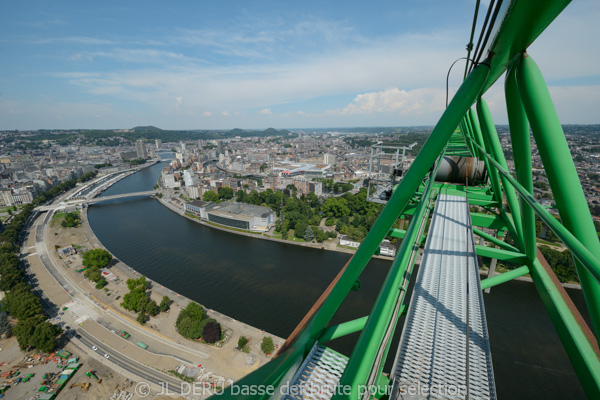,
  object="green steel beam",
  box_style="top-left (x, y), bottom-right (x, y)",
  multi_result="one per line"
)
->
top-left (480, 265), bottom-right (530, 290)
top-left (471, 212), bottom-right (507, 230)
top-left (516, 53), bottom-right (600, 343)
top-left (505, 61), bottom-right (537, 261)
top-left (476, 99), bottom-right (525, 250)
top-left (331, 64), bottom-right (490, 399)
top-left (478, 0), bottom-right (571, 94)
top-left (473, 227), bottom-right (519, 253)
top-left (306, 62), bottom-right (490, 352)
top-left (318, 316), bottom-right (369, 344)
top-left (476, 245), bottom-right (529, 264)
top-left (388, 229), bottom-right (406, 239)
top-left (465, 137), bottom-right (600, 285)
top-left (468, 108), bottom-right (502, 204)
top-left (335, 162), bottom-right (437, 399)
